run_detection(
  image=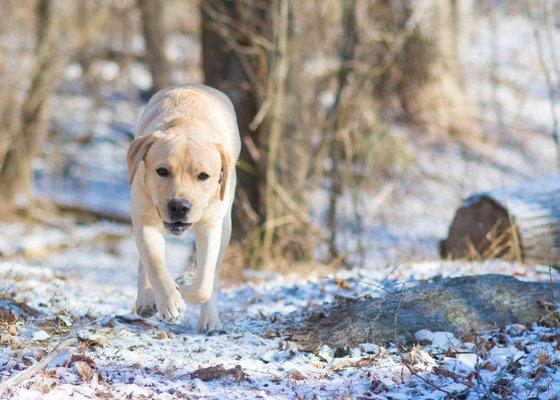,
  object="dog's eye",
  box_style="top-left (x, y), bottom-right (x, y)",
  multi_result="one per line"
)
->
top-left (156, 168), bottom-right (170, 177)
top-left (198, 172), bottom-right (210, 181)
